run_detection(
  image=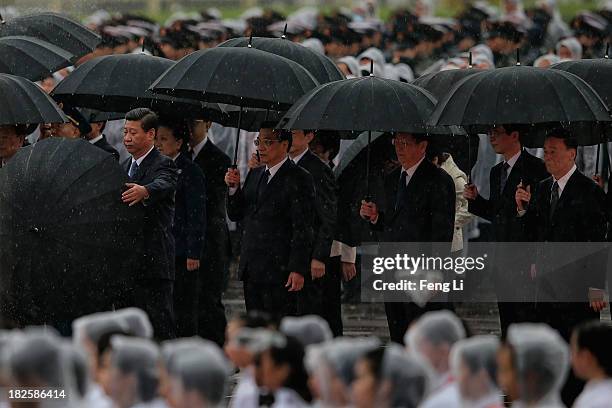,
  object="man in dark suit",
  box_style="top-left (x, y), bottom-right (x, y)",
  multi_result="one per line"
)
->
top-left (463, 124), bottom-right (549, 335)
top-left (121, 108), bottom-right (178, 340)
top-left (225, 127), bottom-right (316, 318)
top-left (360, 132), bottom-right (456, 344)
top-left (156, 119), bottom-right (206, 338)
top-left (289, 129), bottom-right (340, 334)
top-left (81, 109), bottom-right (120, 160)
top-left (188, 119), bottom-right (231, 346)
top-left (515, 128), bottom-right (608, 406)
